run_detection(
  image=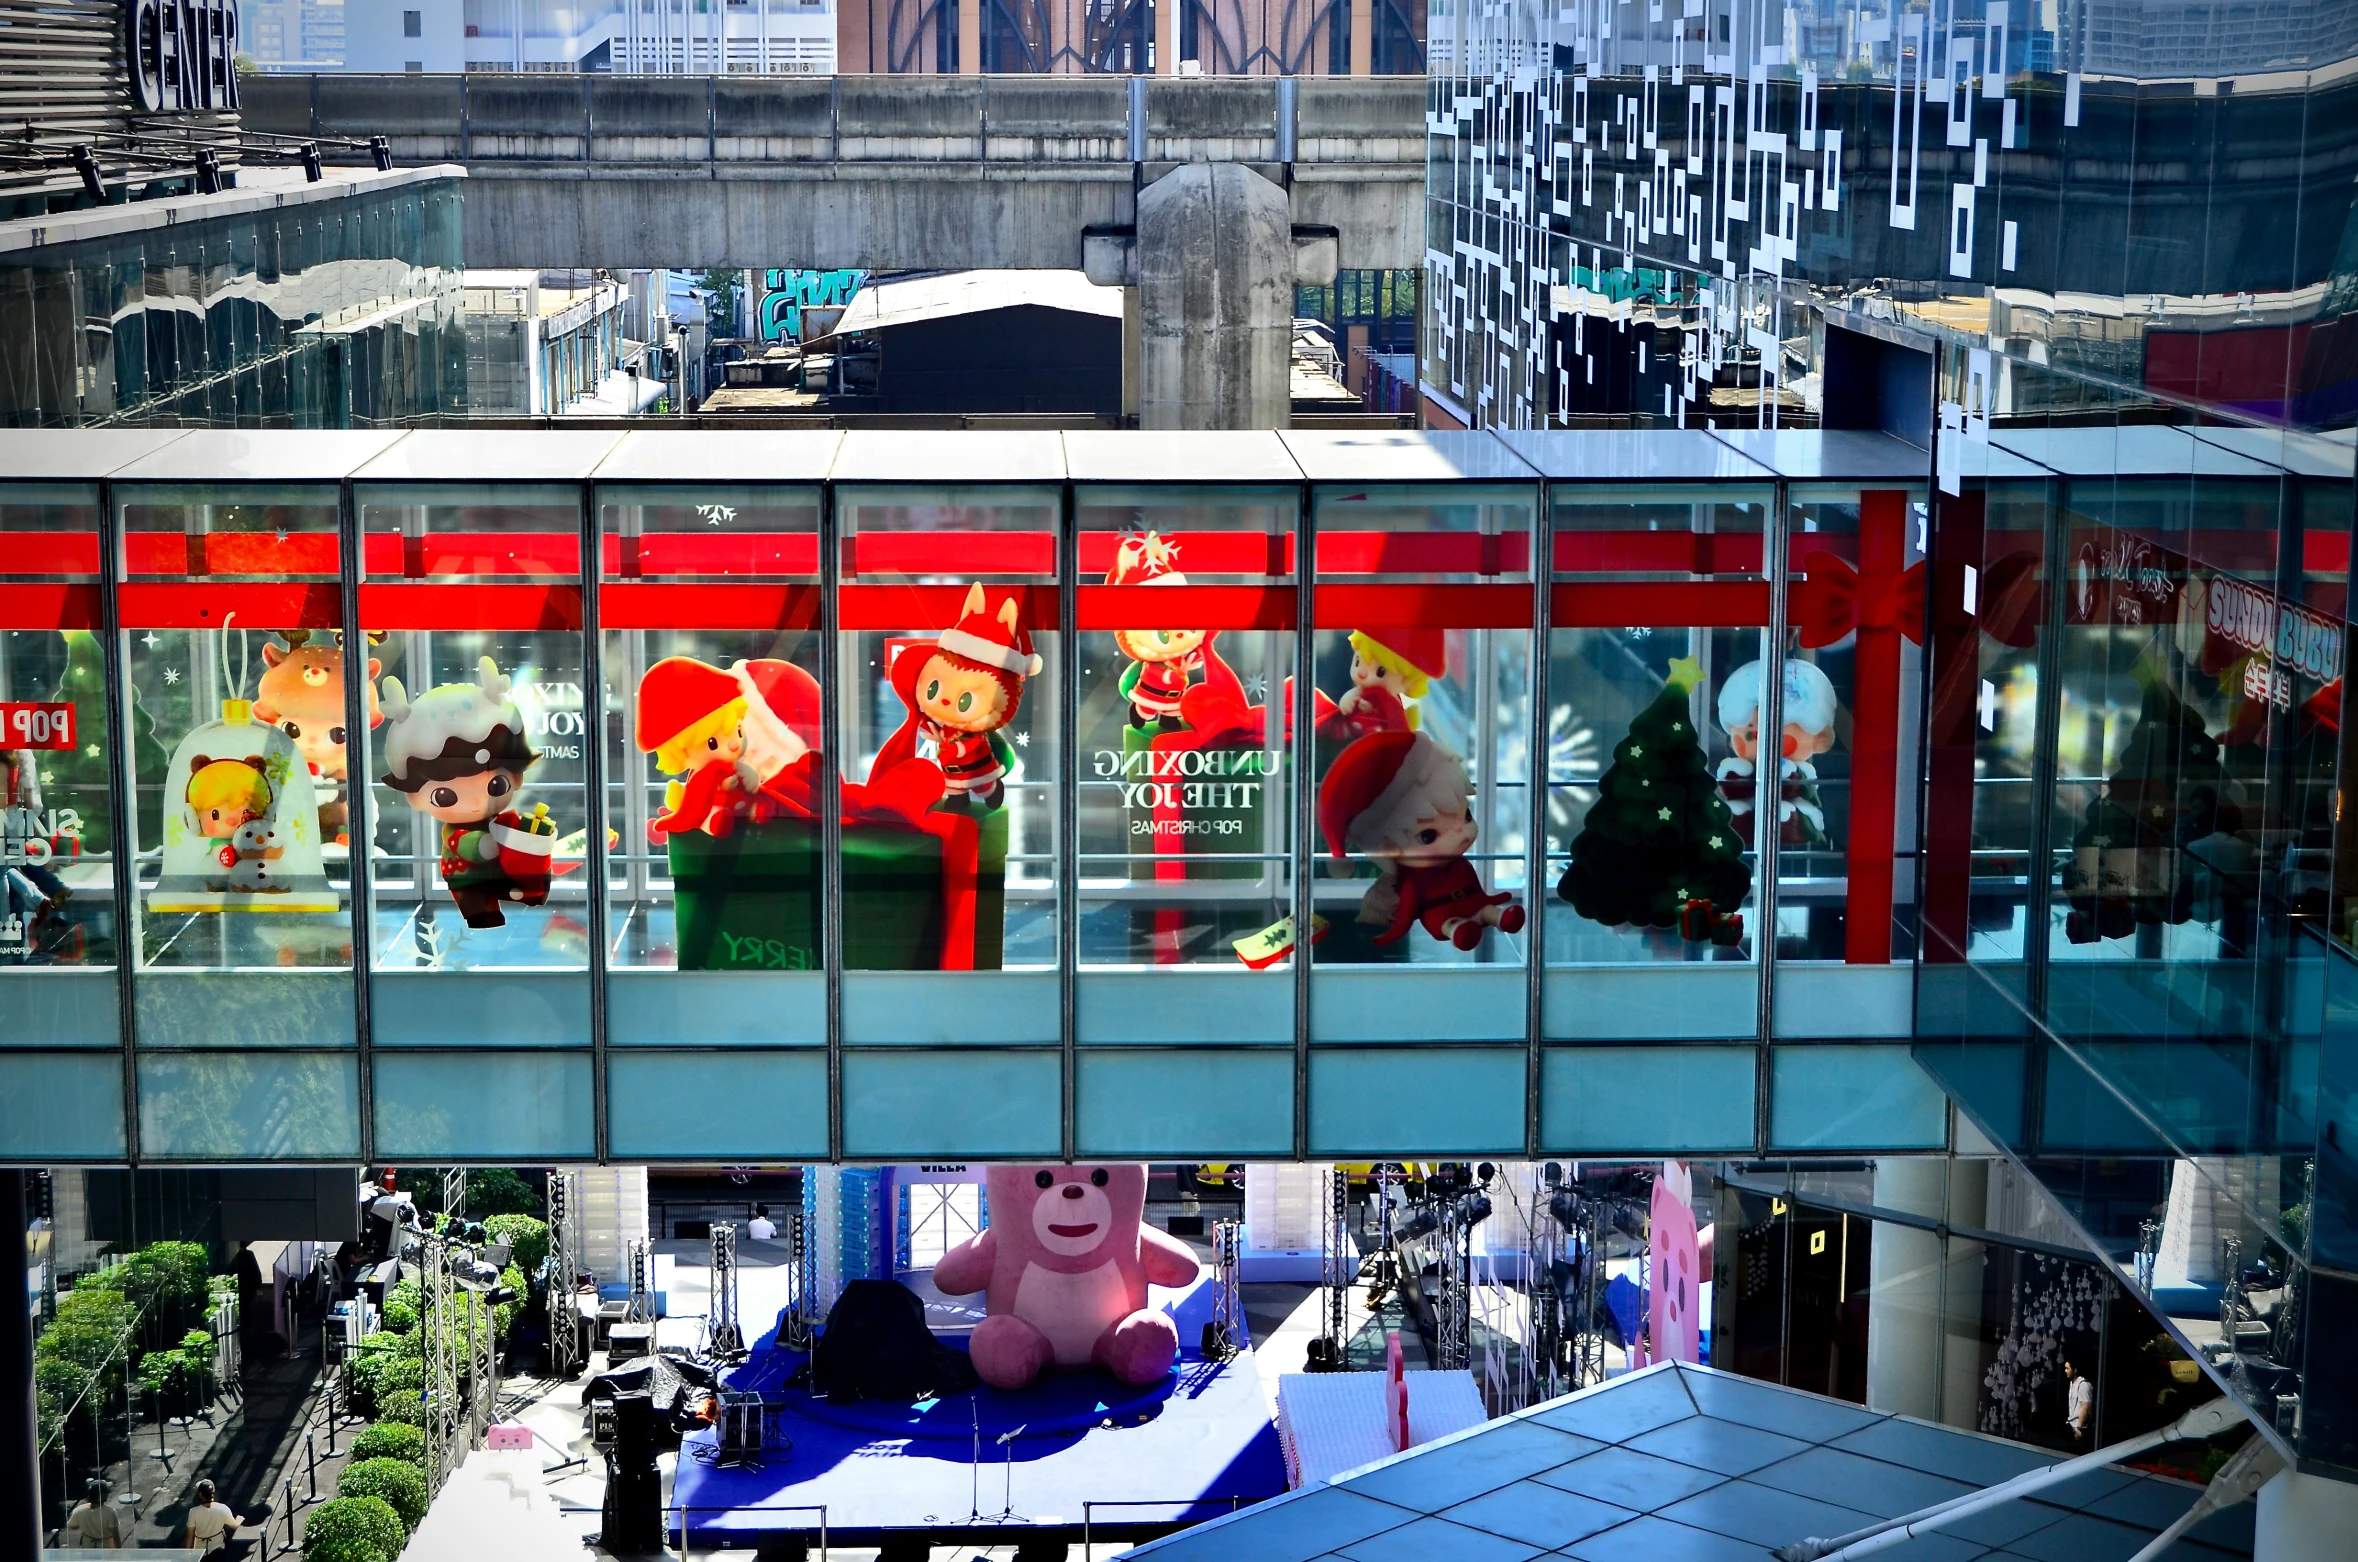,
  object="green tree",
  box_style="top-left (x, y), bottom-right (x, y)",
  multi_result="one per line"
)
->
top-left (483, 1213), bottom-right (549, 1273)
top-left (301, 1495), bottom-right (406, 1562)
top-left (338, 1456), bottom-right (429, 1532)
top-left (1557, 656), bottom-right (1751, 943)
top-left (696, 268), bottom-right (745, 337)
